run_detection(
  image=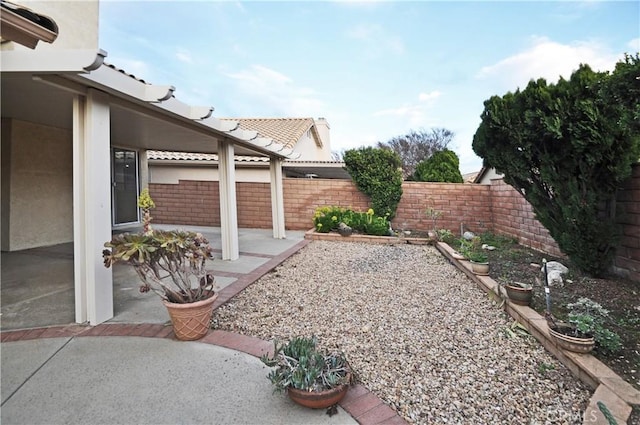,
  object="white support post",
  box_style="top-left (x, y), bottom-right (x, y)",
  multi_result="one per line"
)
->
top-left (73, 89), bottom-right (114, 325)
top-left (139, 150), bottom-right (149, 190)
top-left (72, 95), bottom-right (87, 324)
top-left (218, 140), bottom-right (239, 260)
top-left (270, 157), bottom-right (286, 239)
